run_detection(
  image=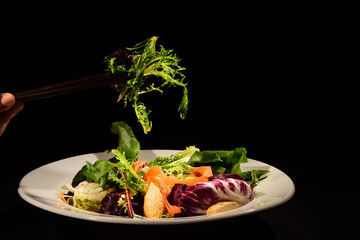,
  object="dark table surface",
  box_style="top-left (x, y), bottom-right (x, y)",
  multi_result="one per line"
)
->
top-left (1, 8), bottom-right (348, 239)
